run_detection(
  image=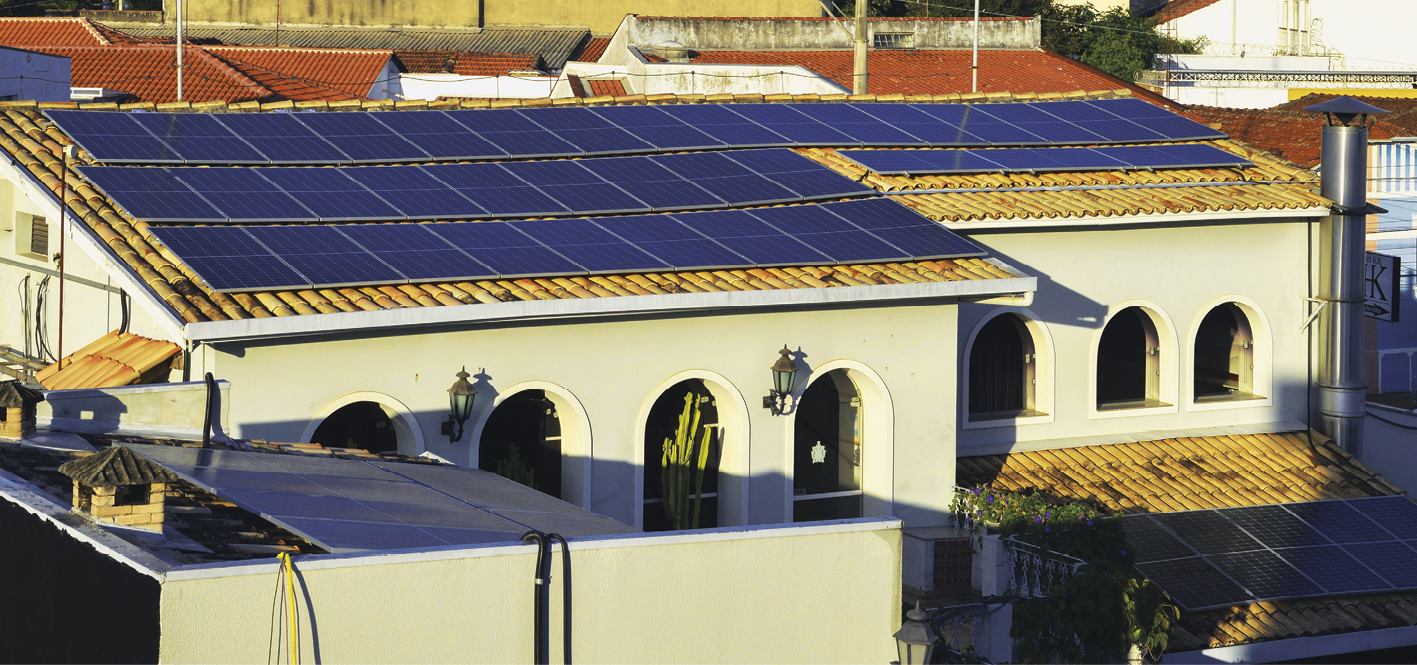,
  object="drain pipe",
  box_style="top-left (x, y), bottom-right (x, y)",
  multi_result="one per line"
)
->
top-left (1306, 97), bottom-right (1390, 454)
top-left (546, 533), bottom-right (572, 665)
top-left (522, 530), bottom-right (551, 665)
top-left (202, 371), bottom-right (216, 447)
